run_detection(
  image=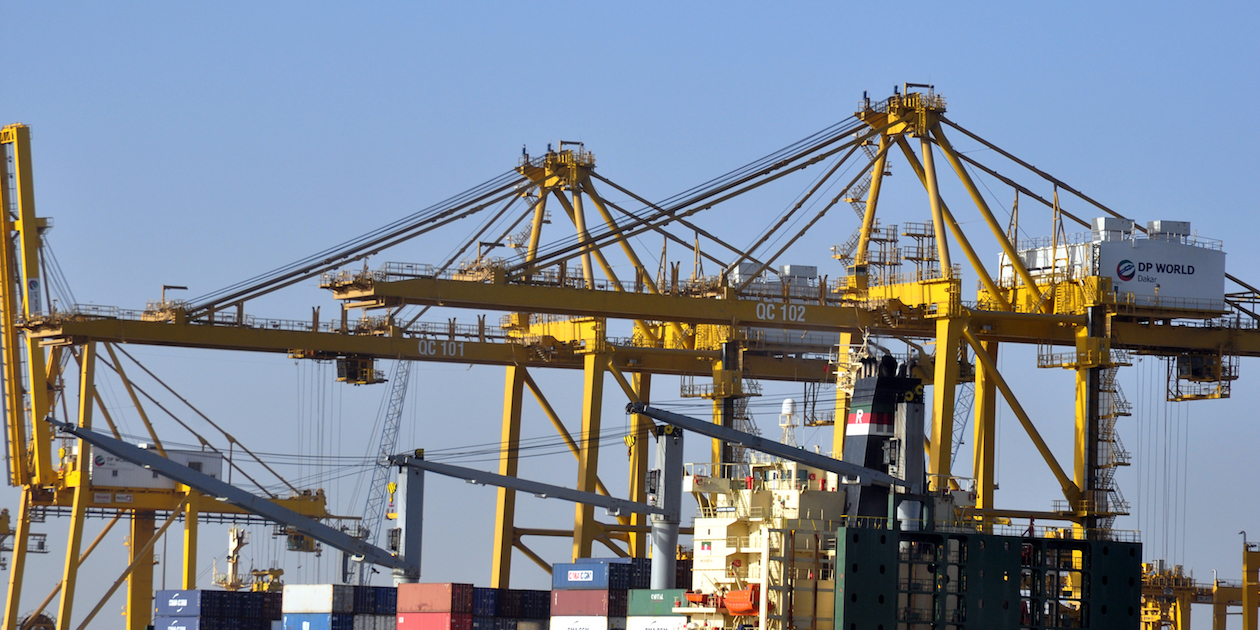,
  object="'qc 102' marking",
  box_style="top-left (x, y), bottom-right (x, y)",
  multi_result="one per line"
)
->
top-left (754, 302), bottom-right (806, 322)
top-left (417, 339), bottom-right (465, 357)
